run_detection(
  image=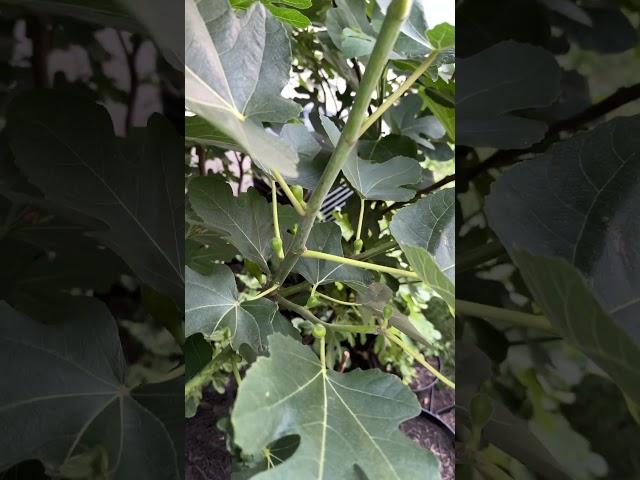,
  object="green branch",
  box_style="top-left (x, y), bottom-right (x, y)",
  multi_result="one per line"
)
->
top-left (272, 170), bottom-right (306, 216)
top-left (456, 241), bottom-right (505, 273)
top-left (271, 179), bottom-right (281, 240)
top-left (354, 196), bottom-right (365, 254)
top-left (456, 300), bottom-right (555, 333)
top-left (316, 291), bottom-right (362, 307)
top-left (279, 282), bottom-right (310, 298)
top-left (302, 249), bottom-right (420, 279)
top-left (271, 179), bottom-right (284, 259)
top-left (232, 361), bottom-right (242, 385)
top-left (353, 239), bottom-right (397, 260)
top-left (359, 50), bottom-right (439, 137)
top-left (385, 329), bottom-right (455, 389)
top-left (246, 284), bottom-right (280, 301)
top-left (277, 296), bottom-right (379, 334)
top-left (272, 0), bottom-right (412, 286)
